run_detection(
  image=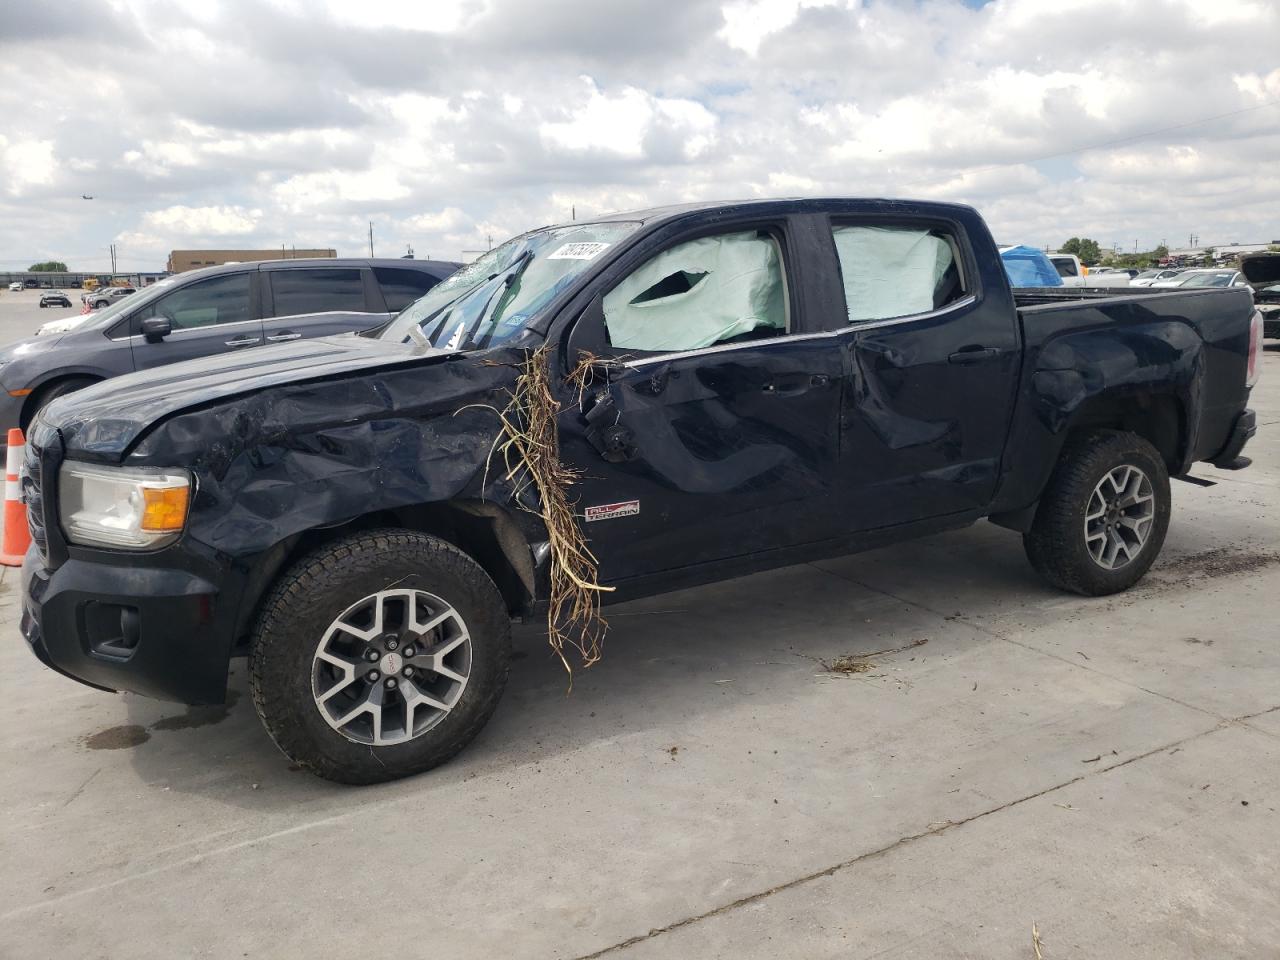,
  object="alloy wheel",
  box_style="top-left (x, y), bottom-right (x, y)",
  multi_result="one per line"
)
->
top-left (311, 588), bottom-right (471, 746)
top-left (1084, 464), bottom-right (1155, 570)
